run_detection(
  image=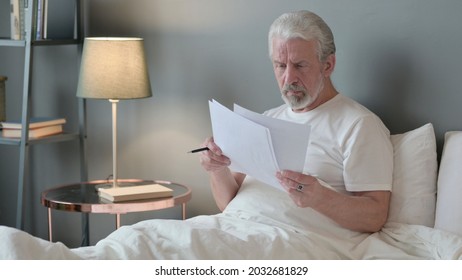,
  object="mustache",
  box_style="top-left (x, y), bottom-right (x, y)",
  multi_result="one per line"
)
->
top-left (282, 84), bottom-right (308, 94)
